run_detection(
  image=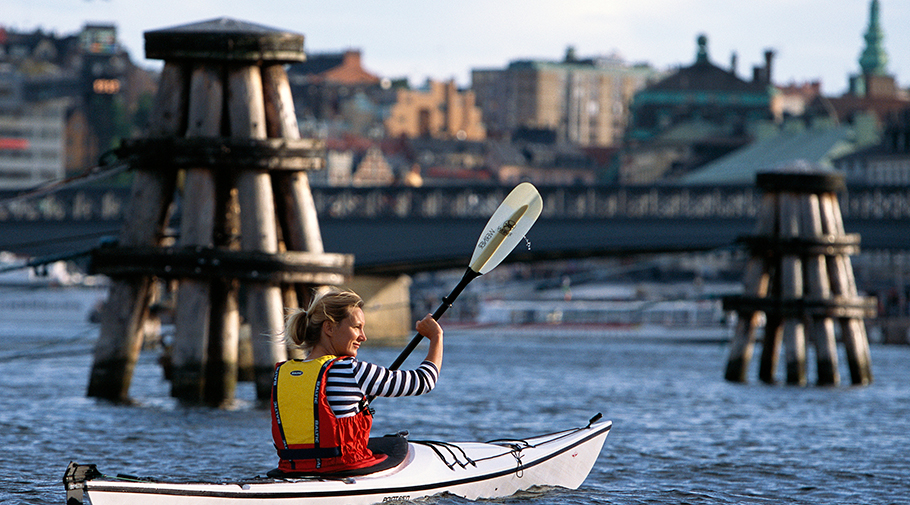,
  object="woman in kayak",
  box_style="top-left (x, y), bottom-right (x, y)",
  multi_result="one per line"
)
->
top-left (270, 288), bottom-right (443, 475)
